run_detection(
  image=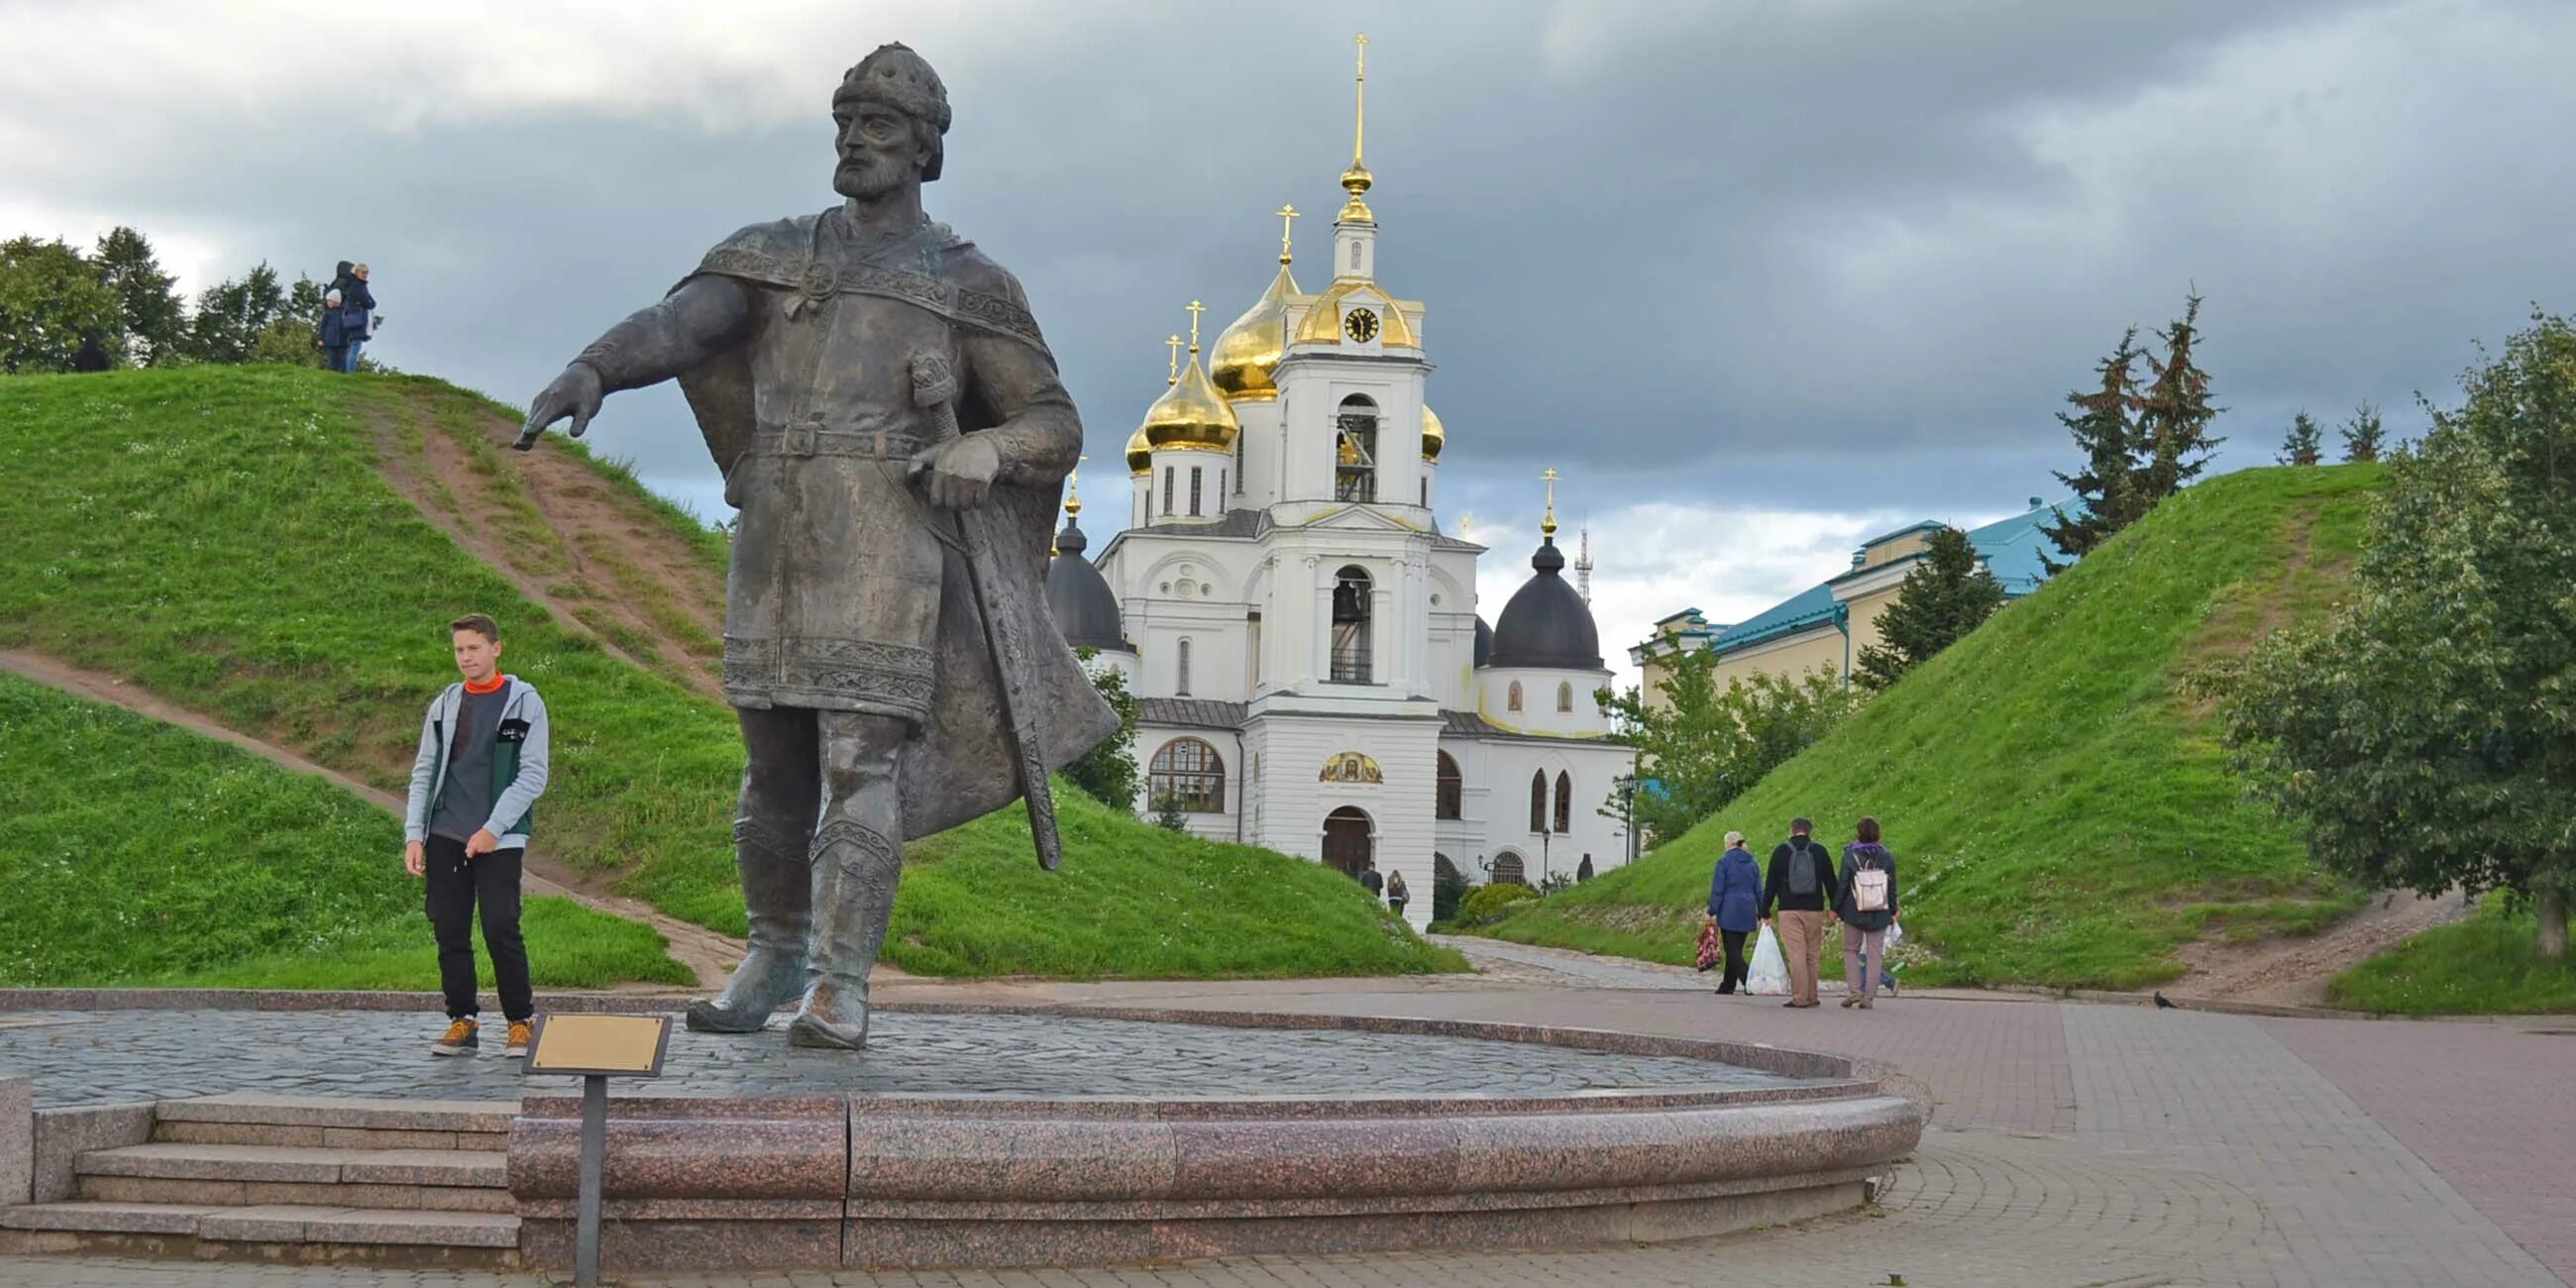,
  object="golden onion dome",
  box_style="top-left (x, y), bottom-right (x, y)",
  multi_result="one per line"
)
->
top-left (1126, 423), bottom-right (1152, 475)
top-left (1291, 277), bottom-right (1419, 347)
top-left (1421, 403), bottom-right (1445, 462)
top-left (1138, 346), bottom-right (1239, 455)
top-left (1210, 262), bottom-right (1300, 402)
